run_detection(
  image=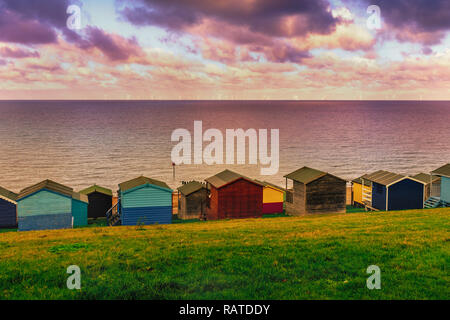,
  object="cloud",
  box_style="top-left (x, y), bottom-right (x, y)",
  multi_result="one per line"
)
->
top-left (0, 46), bottom-right (40, 58)
top-left (347, 0), bottom-right (450, 45)
top-left (0, 0), bottom-right (76, 44)
top-left (120, 0), bottom-right (338, 37)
